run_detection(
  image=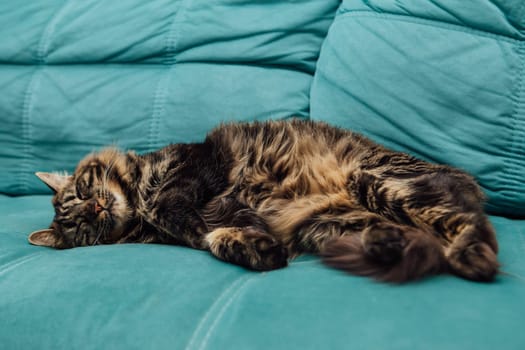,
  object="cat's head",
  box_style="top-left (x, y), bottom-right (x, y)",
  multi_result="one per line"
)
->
top-left (29, 148), bottom-right (137, 249)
